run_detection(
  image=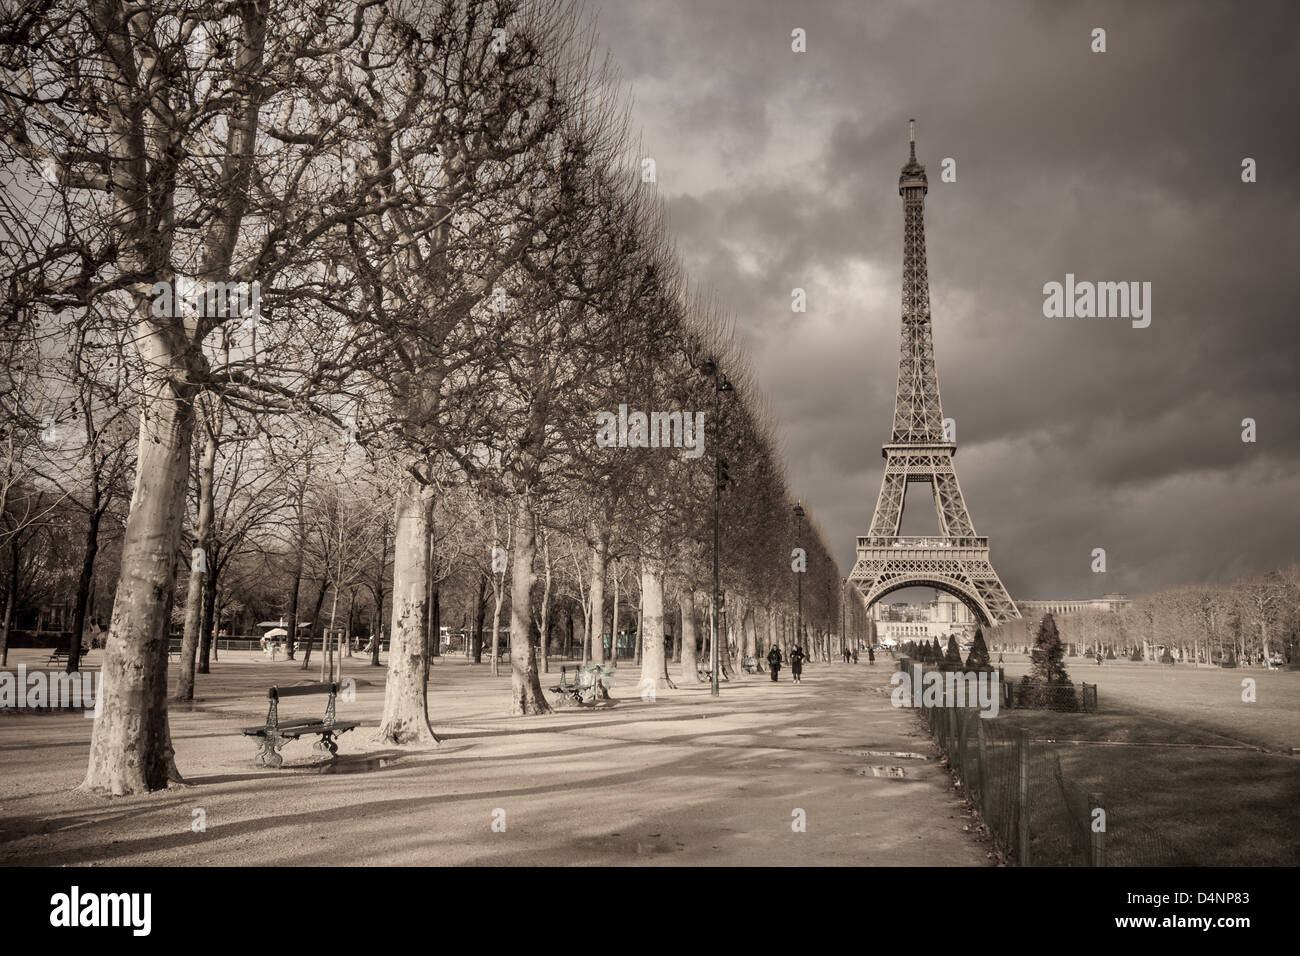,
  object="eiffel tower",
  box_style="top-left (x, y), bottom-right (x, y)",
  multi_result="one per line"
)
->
top-left (849, 120), bottom-right (1020, 626)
